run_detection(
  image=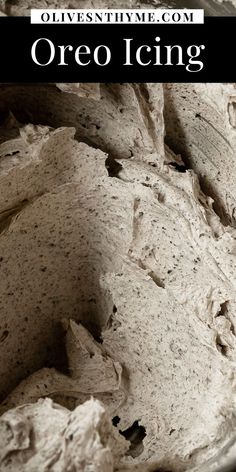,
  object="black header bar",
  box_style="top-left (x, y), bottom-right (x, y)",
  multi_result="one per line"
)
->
top-left (0, 16), bottom-right (235, 82)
